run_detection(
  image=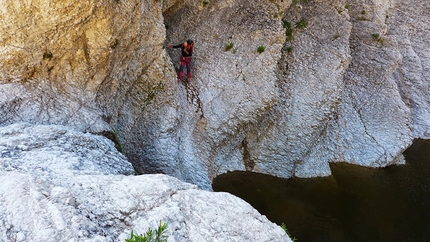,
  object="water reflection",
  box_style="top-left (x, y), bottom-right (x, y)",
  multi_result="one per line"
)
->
top-left (212, 139), bottom-right (430, 242)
